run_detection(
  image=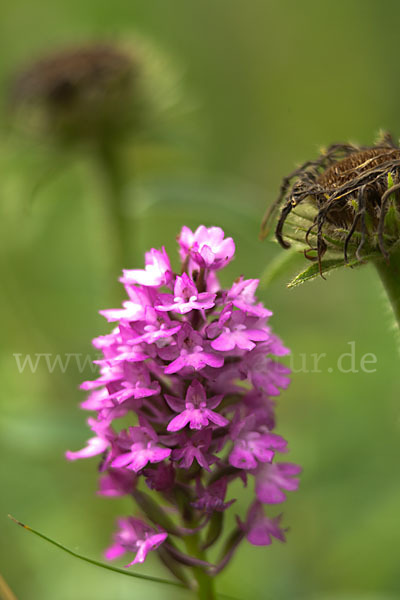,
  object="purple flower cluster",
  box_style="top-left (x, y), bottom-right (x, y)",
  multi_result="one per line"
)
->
top-left (67, 225), bottom-right (301, 573)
